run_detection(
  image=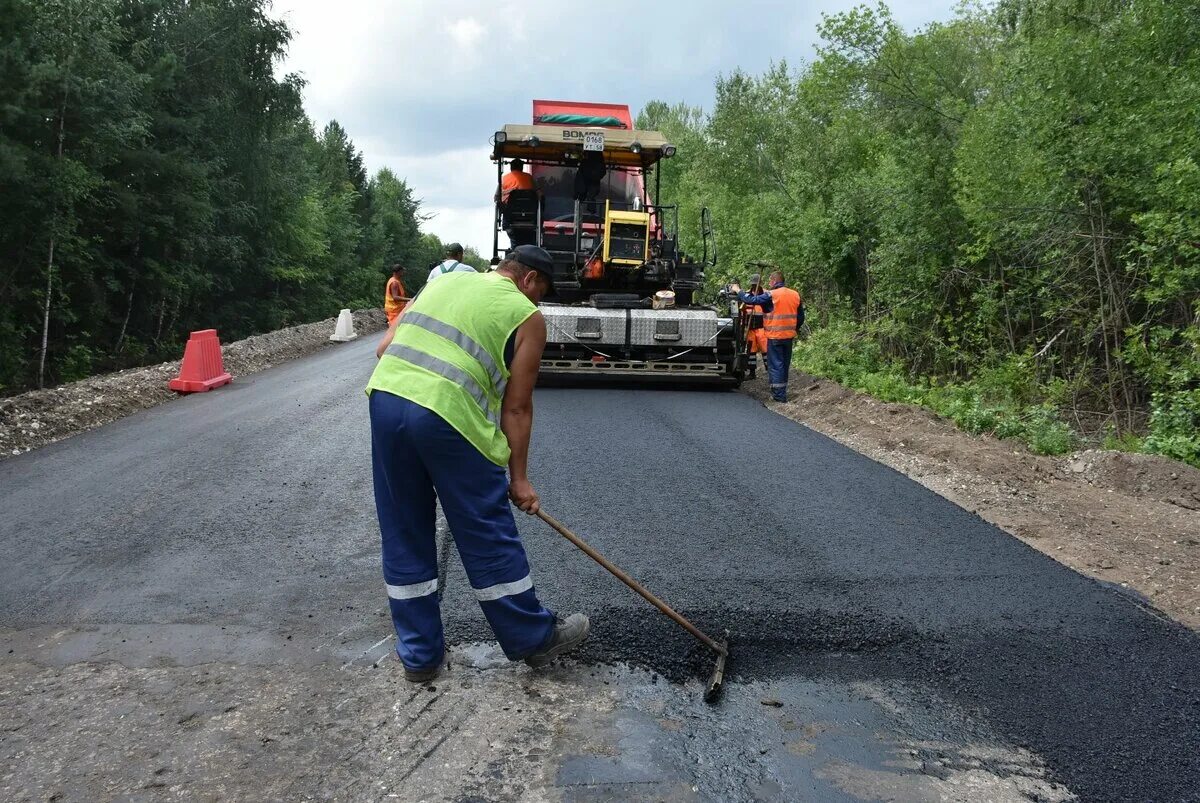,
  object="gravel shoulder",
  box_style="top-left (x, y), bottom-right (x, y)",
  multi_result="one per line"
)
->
top-left (0, 309), bottom-right (387, 458)
top-left (744, 374), bottom-right (1200, 628)
top-left (0, 648), bottom-right (1074, 802)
